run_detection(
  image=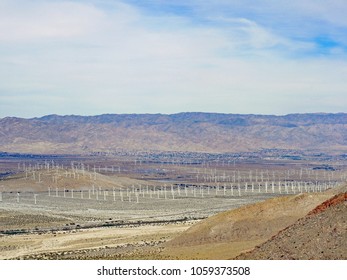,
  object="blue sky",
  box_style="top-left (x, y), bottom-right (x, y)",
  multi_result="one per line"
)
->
top-left (0, 0), bottom-right (346, 118)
